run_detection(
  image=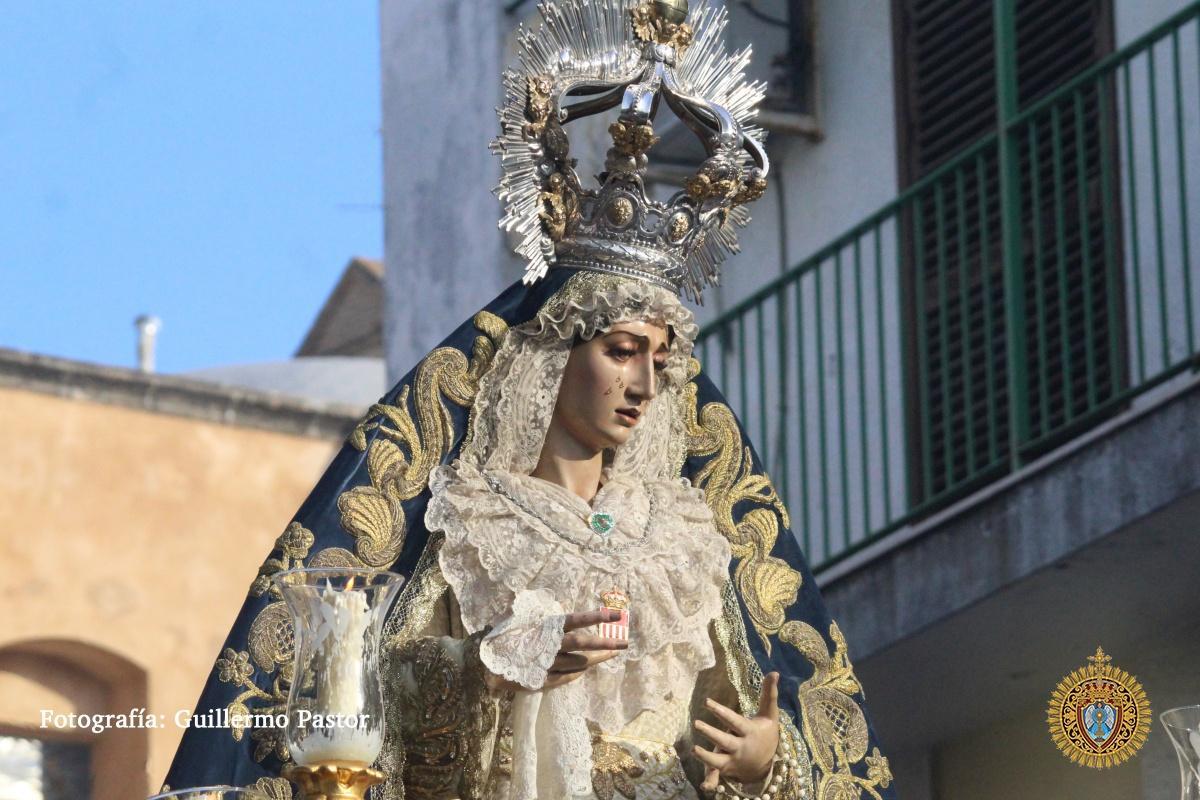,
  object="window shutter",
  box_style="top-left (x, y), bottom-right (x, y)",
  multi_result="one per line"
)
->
top-left (893, 0), bottom-right (1122, 503)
